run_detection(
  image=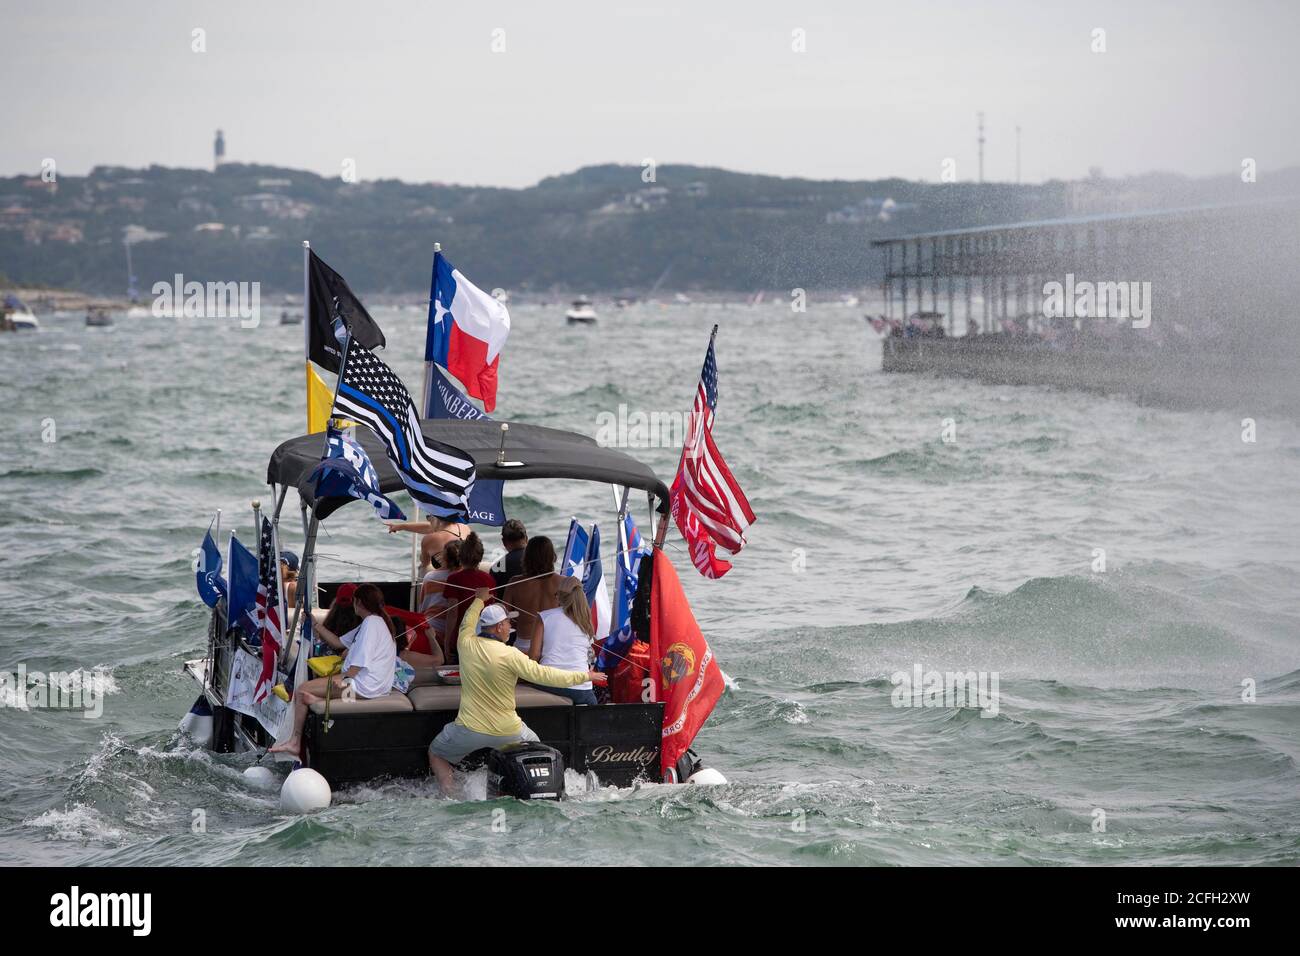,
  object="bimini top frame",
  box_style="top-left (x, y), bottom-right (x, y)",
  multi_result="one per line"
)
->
top-left (267, 419), bottom-right (671, 521)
